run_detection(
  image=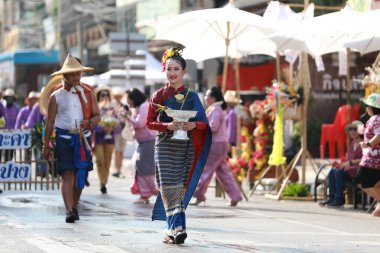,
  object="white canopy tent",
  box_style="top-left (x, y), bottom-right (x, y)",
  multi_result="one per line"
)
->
top-left (81, 50), bottom-right (172, 86)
